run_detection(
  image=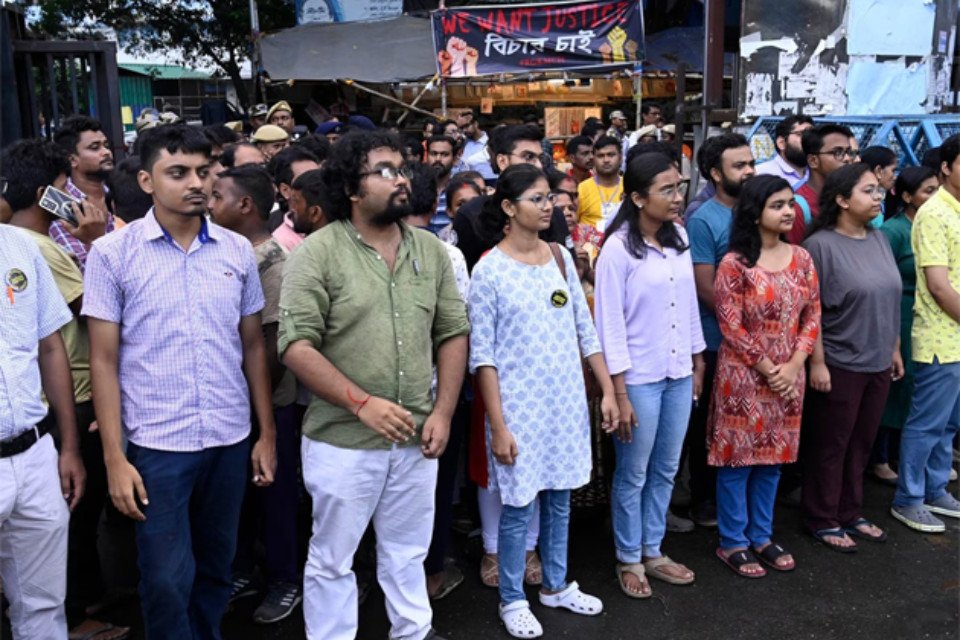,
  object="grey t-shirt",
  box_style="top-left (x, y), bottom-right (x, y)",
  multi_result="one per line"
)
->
top-left (803, 229), bottom-right (902, 372)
